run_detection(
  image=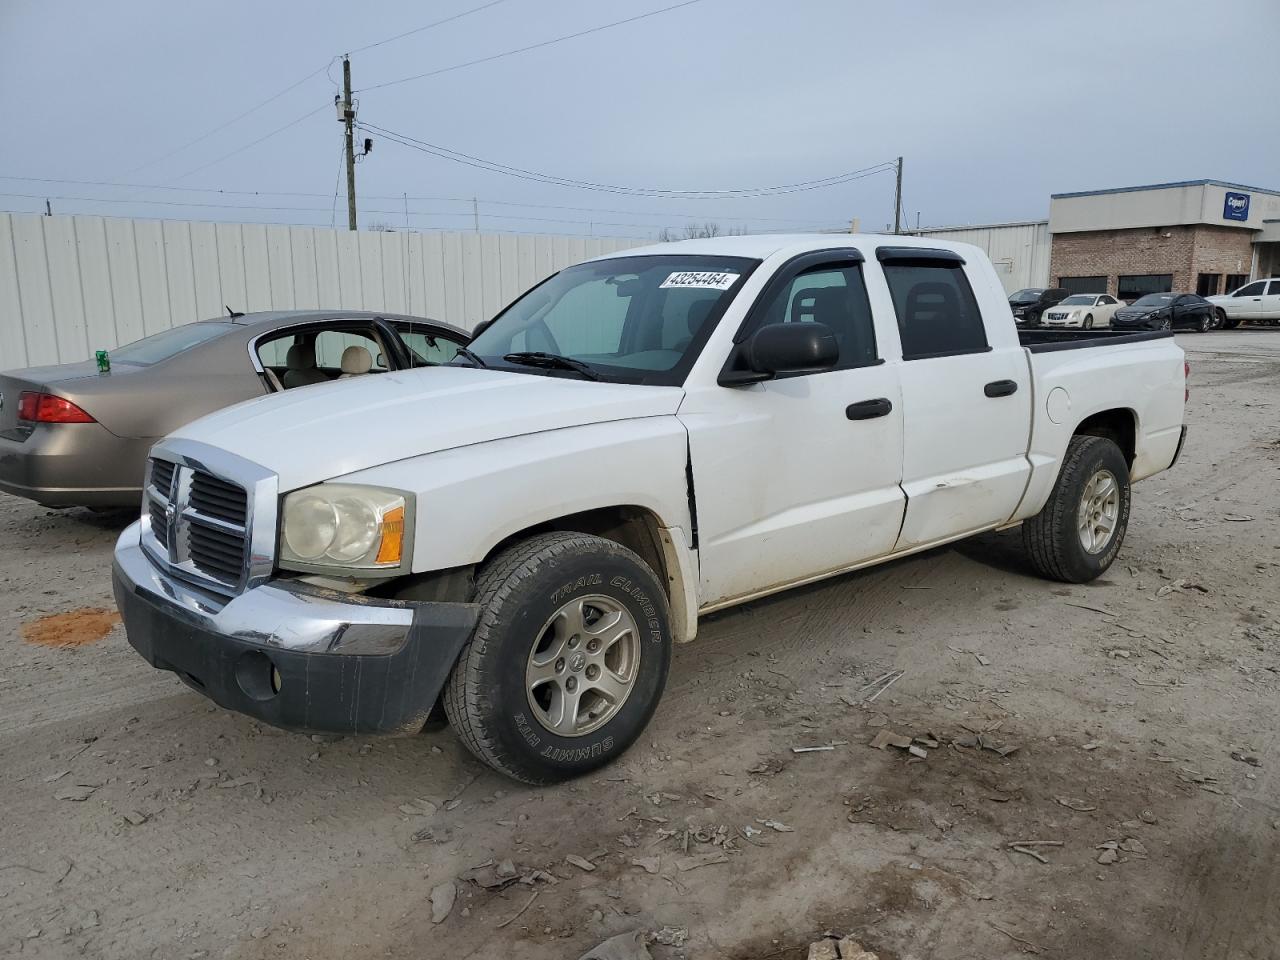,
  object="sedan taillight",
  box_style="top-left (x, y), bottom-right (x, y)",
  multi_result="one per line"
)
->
top-left (16, 391), bottom-right (96, 423)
